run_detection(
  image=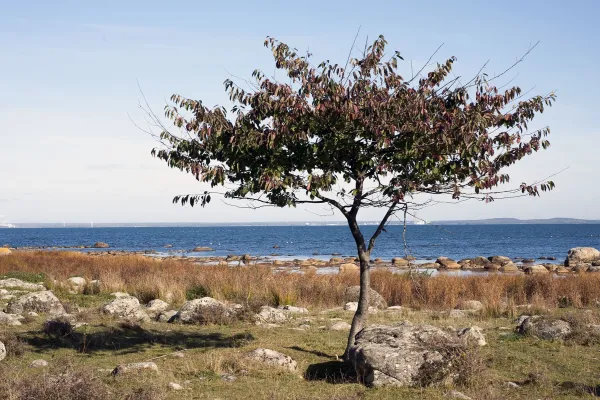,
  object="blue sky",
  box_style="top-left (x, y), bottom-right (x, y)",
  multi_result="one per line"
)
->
top-left (1, 0), bottom-right (599, 223)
